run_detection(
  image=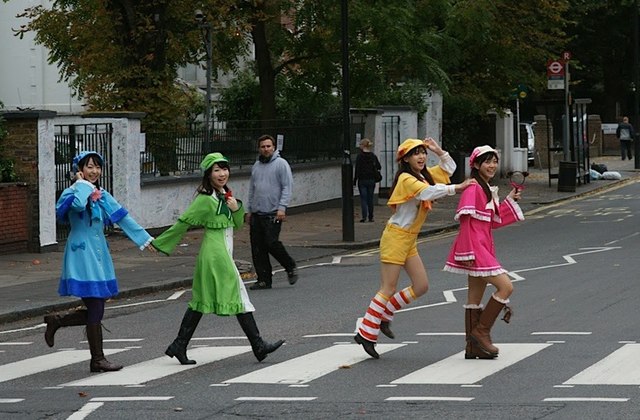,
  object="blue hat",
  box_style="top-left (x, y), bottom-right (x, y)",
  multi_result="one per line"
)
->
top-left (72, 151), bottom-right (104, 172)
